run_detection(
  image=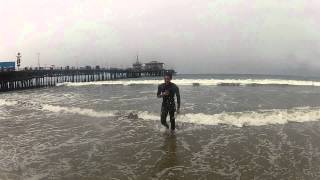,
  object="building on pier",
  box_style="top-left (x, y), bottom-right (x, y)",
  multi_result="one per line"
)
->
top-left (144, 61), bottom-right (164, 71)
top-left (0, 61), bottom-right (15, 71)
top-left (132, 58), bottom-right (165, 71)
